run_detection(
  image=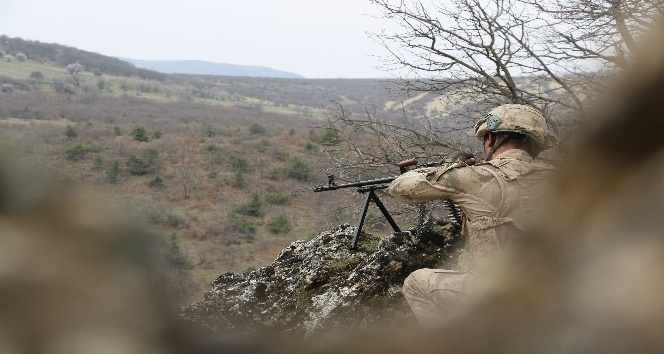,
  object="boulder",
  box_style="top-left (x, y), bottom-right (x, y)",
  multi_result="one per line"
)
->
top-left (181, 222), bottom-right (463, 337)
